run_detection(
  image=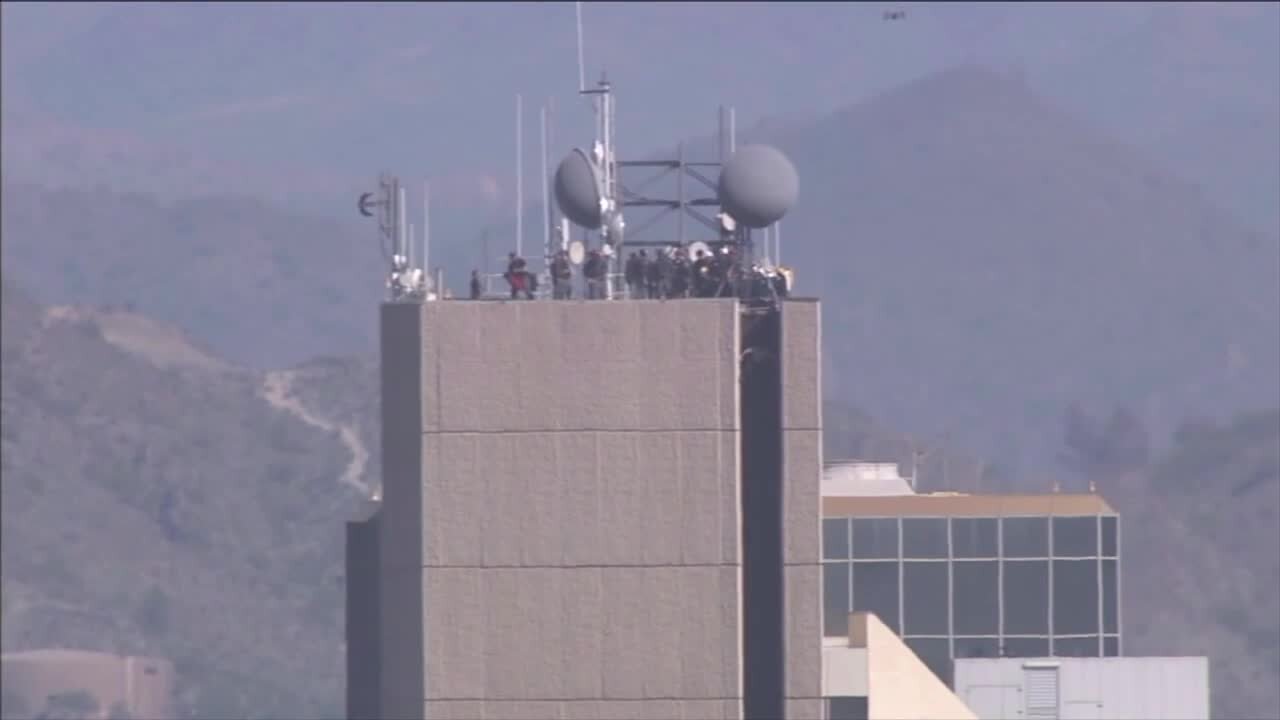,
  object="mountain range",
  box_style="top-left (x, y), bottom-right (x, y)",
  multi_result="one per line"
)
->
top-left (3, 3), bottom-right (1276, 236)
top-left (6, 65), bottom-right (1276, 470)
